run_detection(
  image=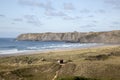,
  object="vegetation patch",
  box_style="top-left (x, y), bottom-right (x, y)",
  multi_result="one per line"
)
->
top-left (85, 54), bottom-right (109, 61)
top-left (57, 76), bottom-right (99, 80)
